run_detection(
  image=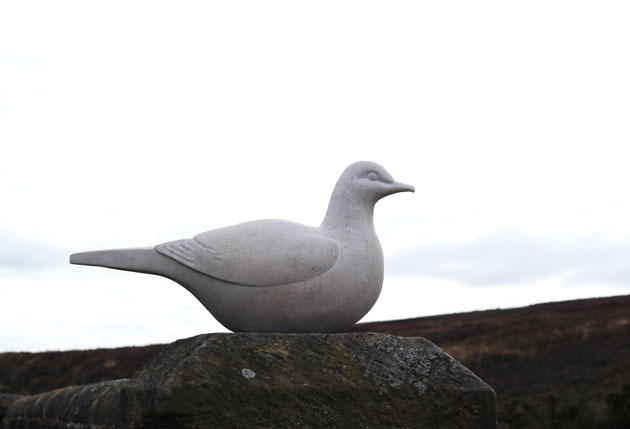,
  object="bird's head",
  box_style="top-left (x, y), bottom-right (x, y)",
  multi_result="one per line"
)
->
top-left (339, 161), bottom-right (415, 203)
top-left (322, 161), bottom-right (414, 230)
